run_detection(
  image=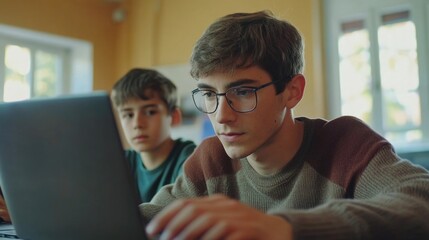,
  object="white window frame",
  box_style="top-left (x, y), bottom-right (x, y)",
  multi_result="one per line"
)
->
top-left (0, 24), bottom-right (94, 100)
top-left (324, 0), bottom-right (429, 153)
